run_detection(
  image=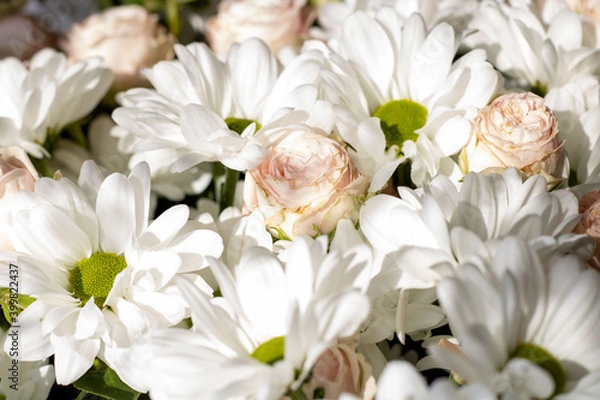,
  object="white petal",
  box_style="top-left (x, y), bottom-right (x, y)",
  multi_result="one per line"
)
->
top-left (96, 173), bottom-right (136, 254)
top-left (51, 336), bottom-right (100, 385)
